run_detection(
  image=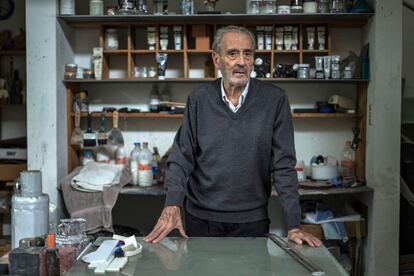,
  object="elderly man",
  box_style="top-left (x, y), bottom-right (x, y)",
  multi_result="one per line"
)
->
top-left (144, 25), bottom-right (321, 247)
